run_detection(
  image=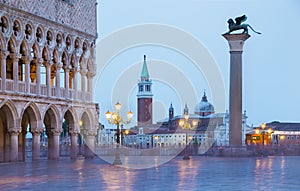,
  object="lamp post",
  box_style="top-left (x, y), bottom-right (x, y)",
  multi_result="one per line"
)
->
top-left (78, 120), bottom-right (83, 156)
top-left (105, 102), bottom-right (133, 165)
top-left (261, 123), bottom-right (266, 150)
top-left (178, 106), bottom-right (197, 160)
